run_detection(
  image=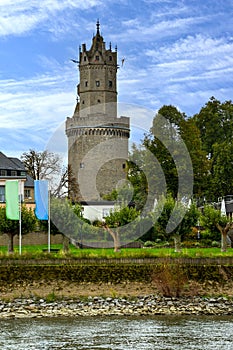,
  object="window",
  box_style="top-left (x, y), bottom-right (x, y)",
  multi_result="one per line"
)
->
top-left (85, 81), bottom-right (88, 87)
top-left (0, 170), bottom-right (7, 176)
top-left (96, 81), bottom-right (100, 87)
top-left (109, 56), bottom-right (112, 61)
top-left (0, 186), bottom-right (5, 202)
top-left (84, 56), bottom-right (87, 61)
top-left (95, 55), bottom-right (99, 61)
top-left (82, 100), bottom-right (85, 104)
top-left (11, 170), bottom-right (17, 176)
top-left (80, 163), bottom-right (84, 169)
top-left (20, 171), bottom-right (26, 176)
top-left (24, 189), bottom-right (31, 199)
top-left (97, 99), bottom-right (101, 103)
top-left (122, 163), bottom-right (126, 169)
top-left (108, 80), bottom-right (113, 88)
